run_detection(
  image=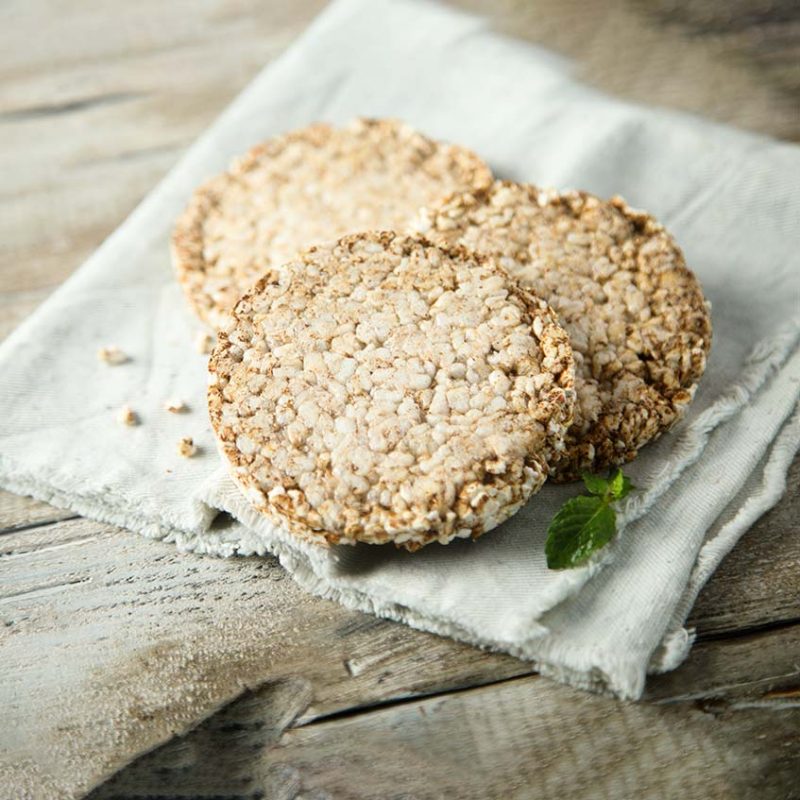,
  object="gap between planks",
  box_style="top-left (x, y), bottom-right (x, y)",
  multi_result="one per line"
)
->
top-left (295, 617), bottom-right (800, 728)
